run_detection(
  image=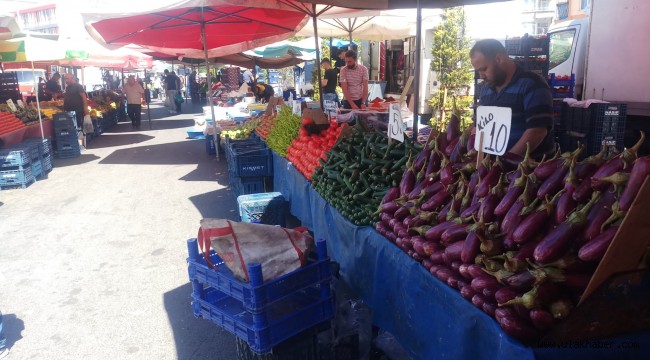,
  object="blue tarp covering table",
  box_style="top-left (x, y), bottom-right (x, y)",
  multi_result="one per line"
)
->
top-left (271, 152), bottom-right (650, 360)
